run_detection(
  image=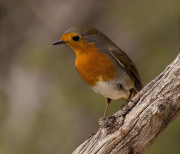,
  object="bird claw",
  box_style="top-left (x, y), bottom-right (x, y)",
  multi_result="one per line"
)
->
top-left (88, 131), bottom-right (97, 139)
top-left (126, 98), bottom-right (134, 103)
top-left (121, 99), bottom-right (134, 110)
